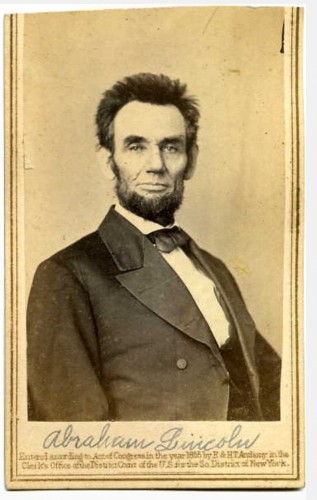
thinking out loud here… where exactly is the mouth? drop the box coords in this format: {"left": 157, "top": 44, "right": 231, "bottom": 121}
{"left": 137, "top": 183, "right": 170, "bottom": 193}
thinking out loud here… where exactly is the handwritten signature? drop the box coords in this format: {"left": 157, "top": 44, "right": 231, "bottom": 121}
{"left": 43, "top": 424, "right": 260, "bottom": 451}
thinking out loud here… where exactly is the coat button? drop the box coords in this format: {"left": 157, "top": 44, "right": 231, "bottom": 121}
{"left": 176, "top": 358, "right": 188, "bottom": 370}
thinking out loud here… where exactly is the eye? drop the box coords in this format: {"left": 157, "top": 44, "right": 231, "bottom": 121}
{"left": 128, "top": 143, "right": 145, "bottom": 152}
{"left": 162, "top": 143, "right": 179, "bottom": 153}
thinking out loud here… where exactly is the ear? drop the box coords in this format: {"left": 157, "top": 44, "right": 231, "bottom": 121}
{"left": 96, "top": 147, "right": 115, "bottom": 181}
{"left": 184, "top": 144, "right": 199, "bottom": 180}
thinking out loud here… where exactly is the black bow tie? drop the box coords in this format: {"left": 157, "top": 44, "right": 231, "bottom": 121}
{"left": 147, "top": 227, "right": 190, "bottom": 253}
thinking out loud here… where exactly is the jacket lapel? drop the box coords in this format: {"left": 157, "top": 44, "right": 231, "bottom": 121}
{"left": 118, "top": 240, "right": 226, "bottom": 361}
{"left": 188, "top": 240, "right": 261, "bottom": 403}
{"left": 98, "top": 207, "right": 223, "bottom": 360}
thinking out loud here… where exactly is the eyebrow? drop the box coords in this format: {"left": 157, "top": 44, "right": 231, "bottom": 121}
{"left": 123, "top": 135, "right": 147, "bottom": 147}
{"left": 159, "top": 136, "right": 186, "bottom": 147}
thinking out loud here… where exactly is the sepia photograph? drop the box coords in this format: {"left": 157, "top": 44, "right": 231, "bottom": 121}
{"left": 5, "top": 4, "right": 304, "bottom": 490}
{"left": 27, "top": 72, "right": 281, "bottom": 423}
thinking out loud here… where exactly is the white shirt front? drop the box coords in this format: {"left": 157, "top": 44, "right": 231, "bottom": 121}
{"left": 115, "top": 204, "right": 230, "bottom": 347}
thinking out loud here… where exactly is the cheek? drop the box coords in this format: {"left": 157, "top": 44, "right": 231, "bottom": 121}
{"left": 114, "top": 156, "right": 141, "bottom": 181}
{"left": 166, "top": 156, "right": 188, "bottom": 179}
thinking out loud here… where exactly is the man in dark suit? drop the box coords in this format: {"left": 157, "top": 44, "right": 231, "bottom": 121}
{"left": 27, "top": 73, "right": 281, "bottom": 422}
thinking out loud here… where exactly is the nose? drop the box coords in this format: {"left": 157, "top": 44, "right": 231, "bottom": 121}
{"left": 146, "top": 146, "right": 166, "bottom": 173}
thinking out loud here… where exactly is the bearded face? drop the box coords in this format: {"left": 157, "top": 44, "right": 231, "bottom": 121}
{"left": 109, "top": 101, "right": 196, "bottom": 226}
{"left": 112, "top": 158, "right": 185, "bottom": 226}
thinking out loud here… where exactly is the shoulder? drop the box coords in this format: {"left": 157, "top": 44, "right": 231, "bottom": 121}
{"left": 190, "top": 242, "right": 257, "bottom": 323}
{"left": 191, "top": 244, "right": 241, "bottom": 292}
{"left": 33, "top": 230, "right": 116, "bottom": 289}
{"left": 49, "top": 230, "right": 106, "bottom": 264}
{"left": 198, "top": 247, "right": 229, "bottom": 272}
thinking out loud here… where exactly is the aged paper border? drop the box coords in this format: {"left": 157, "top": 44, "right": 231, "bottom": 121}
{"left": 5, "top": 6, "right": 304, "bottom": 490}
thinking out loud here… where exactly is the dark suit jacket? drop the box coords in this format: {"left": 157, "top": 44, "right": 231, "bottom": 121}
{"left": 27, "top": 206, "right": 281, "bottom": 421}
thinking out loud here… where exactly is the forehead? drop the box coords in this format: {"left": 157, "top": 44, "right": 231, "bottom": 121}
{"left": 113, "top": 101, "right": 186, "bottom": 141}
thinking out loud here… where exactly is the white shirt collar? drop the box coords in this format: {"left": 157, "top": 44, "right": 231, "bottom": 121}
{"left": 115, "top": 203, "right": 176, "bottom": 235}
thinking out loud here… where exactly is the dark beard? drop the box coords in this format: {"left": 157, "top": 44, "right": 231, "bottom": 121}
{"left": 112, "top": 163, "right": 184, "bottom": 226}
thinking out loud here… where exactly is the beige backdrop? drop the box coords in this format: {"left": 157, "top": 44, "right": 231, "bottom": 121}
{"left": 23, "top": 6, "right": 285, "bottom": 354}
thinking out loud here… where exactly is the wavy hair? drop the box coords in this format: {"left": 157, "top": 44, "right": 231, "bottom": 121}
{"left": 96, "top": 73, "right": 200, "bottom": 153}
